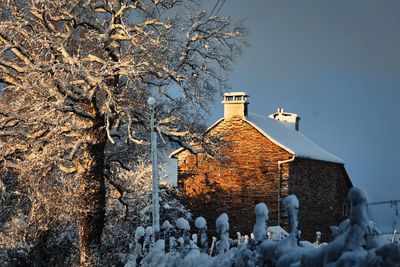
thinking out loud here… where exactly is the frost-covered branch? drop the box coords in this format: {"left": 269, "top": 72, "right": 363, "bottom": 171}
{"left": 0, "top": 0, "right": 246, "bottom": 264}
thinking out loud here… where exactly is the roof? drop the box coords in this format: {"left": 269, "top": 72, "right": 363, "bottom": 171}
{"left": 170, "top": 114, "right": 344, "bottom": 164}
{"left": 245, "top": 113, "right": 344, "bottom": 164}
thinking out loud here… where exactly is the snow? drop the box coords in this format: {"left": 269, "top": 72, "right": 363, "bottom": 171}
{"left": 253, "top": 203, "right": 268, "bottom": 242}
{"left": 315, "top": 231, "right": 322, "bottom": 243}
{"left": 267, "top": 226, "right": 289, "bottom": 241}
{"left": 246, "top": 113, "right": 344, "bottom": 163}
{"left": 176, "top": 217, "right": 190, "bottom": 231}
{"left": 161, "top": 220, "right": 171, "bottom": 230}
{"left": 194, "top": 216, "right": 207, "bottom": 230}
{"left": 135, "top": 226, "right": 145, "bottom": 242}
{"left": 285, "top": 195, "right": 299, "bottom": 237}
{"left": 216, "top": 213, "right": 229, "bottom": 254}
{"left": 129, "top": 187, "right": 400, "bottom": 267}
{"left": 195, "top": 217, "right": 208, "bottom": 251}
{"left": 268, "top": 108, "right": 300, "bottom": 131}
{"left": 145, "top": 226, "right": 154, "bottom": 236}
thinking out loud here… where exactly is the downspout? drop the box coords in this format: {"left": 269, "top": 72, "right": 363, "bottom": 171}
{"left": 277, "top": 156, "right": 295, "bottom": 226}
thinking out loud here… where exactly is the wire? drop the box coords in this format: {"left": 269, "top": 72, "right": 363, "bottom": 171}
{"left": 366, "top": 200, "right": 400, "bottom": 234}
{"left": 215, "top": 0, "right": 226, "bottom": 15}
{"left": 367, "top": 200, "right": 400, "bottom": 206}
{"left": 210, "top": 0, "right": 221, "bottom": 17}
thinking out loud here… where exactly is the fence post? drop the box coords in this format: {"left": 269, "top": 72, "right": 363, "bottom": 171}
{"left": 391, "top": 229, "right": 397, "bottom": 243}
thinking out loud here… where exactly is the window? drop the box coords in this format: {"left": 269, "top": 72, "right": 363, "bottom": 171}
{"left": 234, "top": 96, "right": 242, "bottom": 101}
{"left": 225, "top": 96, "right": 234, "bottom": 101}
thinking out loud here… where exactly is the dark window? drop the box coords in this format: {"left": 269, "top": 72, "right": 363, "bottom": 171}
{"left": 226, "top": 96, "right": 234, "bottom": 101}
{"left": 234, "top": 96, "right": 242, "bottom": 101}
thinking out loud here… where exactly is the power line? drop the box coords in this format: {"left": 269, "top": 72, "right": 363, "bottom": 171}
{"left": 367, "top": 200, "right": 400, "bottom": 206}
{"left": 366, "top": 200, "right": 400, "bottom": 234}
{"left": 210, "top": 0, "right": 226, "bottom": 17}
{"left": 210, "top": 0, "right": 221, "bottom": 17}
{"left": 215, "top": 0, "right": 226, "bottom": 15}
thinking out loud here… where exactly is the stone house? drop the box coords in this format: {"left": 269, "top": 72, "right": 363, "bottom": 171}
{"left": 170, "top": 92, "right": 352, "bottom": 241}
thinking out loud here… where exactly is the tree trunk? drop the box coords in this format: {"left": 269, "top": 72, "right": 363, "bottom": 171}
{"left": 77, "top": 121, "right": 107, "bottom": 266}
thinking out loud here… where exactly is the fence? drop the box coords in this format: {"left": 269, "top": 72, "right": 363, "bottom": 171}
{"left": 134, "top": 199, "right": 400, "bottom": 257}
{"left": 366, "top": 199, "right": 400, "bottom": 242}
{"left": 126, "top": 190, "right": 400, "bottom": 267}
{"left": 131, "top": 223, "right": 292, "bottom": 265}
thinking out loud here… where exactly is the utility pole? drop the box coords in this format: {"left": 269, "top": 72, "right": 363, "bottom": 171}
{"left": 148, "top": 96, "right": 160, "bottom": 234}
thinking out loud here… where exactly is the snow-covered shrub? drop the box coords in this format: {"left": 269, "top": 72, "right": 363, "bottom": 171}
{"left": 176, "top": 217, "right": 191, "bottom": 249}
{"left": 176, "top": 218, "right": 190, "bottom": 231}
{"left": 195, "top": 216, "right": 208, "bottom": 252}
{"left": 132, "top": 187, "right": 400, "bottom": 267}
{"left": 253, "top": 202, "right": 268, "bottom": 242}
{"left": 216, "top": 213, "right": 230, "bottom": 254}
{"left": 285, "top": 195, "right": 300, "bottom": 238}
{"left": 161, "top": 220, "right": 172, "bottom": 253}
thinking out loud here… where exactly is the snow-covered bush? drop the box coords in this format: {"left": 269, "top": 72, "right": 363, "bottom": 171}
{"left": 195, "top": 216, "right": 208, "bottom": 252}
{"left": 216, "top": 213, "right": 230, "bottom": 254}
{"left": 176, "top": 217, "right": 191, "bottom": 249}
{"left": 131, "top": 187, "right": 400, "bottom": 267}
{"left": 253, "top": 202, "right": 268, "bottom": 242}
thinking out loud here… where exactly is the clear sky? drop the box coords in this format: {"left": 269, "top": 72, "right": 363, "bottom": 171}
{"left": 206, "top": 0, "right": 400, "bottom": 230}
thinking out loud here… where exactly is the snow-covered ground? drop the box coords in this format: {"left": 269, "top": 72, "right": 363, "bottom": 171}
{"left": 125, "top": 187, "right": 400, "bottom": 267}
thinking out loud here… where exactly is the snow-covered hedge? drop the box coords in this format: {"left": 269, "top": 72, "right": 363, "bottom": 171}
{"left": 126, "top": 187, "right": 400, "bottom": 267}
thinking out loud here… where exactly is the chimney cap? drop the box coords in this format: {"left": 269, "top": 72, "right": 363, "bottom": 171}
{"left": 222, "top": 92, "right": 249, "bottom": 104}
{"left": 269, "top": 108, "right": 300, "bottom": 119}
{"left": 223, "top": 92, "right": 249, "bottom": 97}
{"left": 269, "top": 108, "right": 301, "bottom": 131}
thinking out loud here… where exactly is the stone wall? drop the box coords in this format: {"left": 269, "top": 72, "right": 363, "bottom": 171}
{"left": 175, "top": 117, "right": 293, "bottom": 236}
{"left": 288, "top": 158, "right": 352, "bottom": 241}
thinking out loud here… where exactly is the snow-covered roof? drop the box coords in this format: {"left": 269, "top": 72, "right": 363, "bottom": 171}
{"left": 246, "top": 113, "right": 344, "bottom": 164}
{"left": 170, "top": 114, "right": 344, "bottom": 164}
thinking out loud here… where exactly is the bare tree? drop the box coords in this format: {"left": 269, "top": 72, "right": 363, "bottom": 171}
{"left": 0, "top": 0, "right": 246, "bottom": 265}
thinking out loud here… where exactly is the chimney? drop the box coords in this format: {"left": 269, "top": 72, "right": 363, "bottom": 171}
{"left": 268, "top": 108, "right": 301, "bottom": 131}
{"left": 222, "top": 92, "right": 249, "bottom": 119}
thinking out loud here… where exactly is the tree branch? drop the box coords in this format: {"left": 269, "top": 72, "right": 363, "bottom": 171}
{"left": 54, "top": 106, "right": 96, "bottom": 120}
{"left": 0, "top": 34, "right": 34, "bottom": 68}
{"left": 163, "top": 133, "right": 206, "bottom": 155}
{"left": 104, "top": 173, "right": 130, "bottom": 220}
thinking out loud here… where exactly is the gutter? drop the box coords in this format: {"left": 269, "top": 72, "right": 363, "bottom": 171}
{"left": 277, "top": 156, "right": 296, "bottom": 226}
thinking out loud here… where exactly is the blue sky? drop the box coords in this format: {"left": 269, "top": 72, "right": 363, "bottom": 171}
{"left": 205, "top": 0, "right": 400, "bottom": 230}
